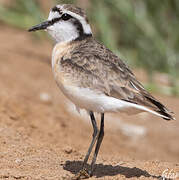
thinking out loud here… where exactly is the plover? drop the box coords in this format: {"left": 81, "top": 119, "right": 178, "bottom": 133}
{"left": 29, "top": 4, "right": 175, "bottom": 178}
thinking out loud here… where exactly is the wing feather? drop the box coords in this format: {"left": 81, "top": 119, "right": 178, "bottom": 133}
{"left": 60, "top": 38, "right": 174, "bottom": 120}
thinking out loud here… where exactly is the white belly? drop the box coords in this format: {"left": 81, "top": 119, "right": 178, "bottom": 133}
{"left": 55, "top": 83, "right": 167, "bottom": 119}
{"left": 56, "top": 83, "right": 143, "bottom": 114}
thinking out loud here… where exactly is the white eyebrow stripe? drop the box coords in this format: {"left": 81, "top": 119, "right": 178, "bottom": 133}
{"left": 62, "top": 10, "right": 92, "bottom": 35}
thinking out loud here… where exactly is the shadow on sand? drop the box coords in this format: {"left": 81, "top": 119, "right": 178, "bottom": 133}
{"left": 63, "top": 160, "right": 161, "bottom": 179}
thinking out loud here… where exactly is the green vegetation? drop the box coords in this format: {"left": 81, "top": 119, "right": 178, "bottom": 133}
{"left": 90, "top": 0, "right": 179, "bottom": 95}
{"left": 0, "top": 0, "right": 44, "bottom": 29}
{"left": 0, "top": 0, "right": 178, "bottom": 95}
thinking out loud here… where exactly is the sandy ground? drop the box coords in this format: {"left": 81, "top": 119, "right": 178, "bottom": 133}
{"left": 0, "top": 25, "right": 178, "bottom": 179}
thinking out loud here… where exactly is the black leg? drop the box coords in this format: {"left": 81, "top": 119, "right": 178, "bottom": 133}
{"left": 82, "top": 111, "right": 99, "bottom": 169}
{"left": 90, "top": 113, "right": 104, "bottom": 175}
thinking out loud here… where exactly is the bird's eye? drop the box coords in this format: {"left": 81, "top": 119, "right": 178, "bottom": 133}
{"left": 61, "top": 13, "right": 72, "bottom": 21}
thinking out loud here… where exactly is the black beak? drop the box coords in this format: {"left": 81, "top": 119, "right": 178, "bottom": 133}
{"left": 28, "top": 21, "right": 50, "bottom": 32}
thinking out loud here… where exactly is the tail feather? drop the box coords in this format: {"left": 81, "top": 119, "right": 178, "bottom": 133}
{"left": 144, "top": 95, "right": 175, "bottom": 120}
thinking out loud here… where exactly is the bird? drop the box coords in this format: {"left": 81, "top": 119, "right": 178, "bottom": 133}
{"left": 28, "top": 4, "right": 175, "bottom": 178}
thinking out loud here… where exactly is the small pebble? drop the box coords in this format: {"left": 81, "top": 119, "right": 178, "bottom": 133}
{"left": 39, "top": 92, "right": 52, "bottom": 103}
{"left": 63, "top": 146, "right": 73, "bottom": 154}
{"left": 15, "top": 158, "right": 22, "bottom": 163}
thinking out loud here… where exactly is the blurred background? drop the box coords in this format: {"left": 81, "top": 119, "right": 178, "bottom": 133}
{"left": 0, "top": 0, "right": 178, "bottom": 178}
{"left": 0, "top": 0, "right": 179, "bottom": 95}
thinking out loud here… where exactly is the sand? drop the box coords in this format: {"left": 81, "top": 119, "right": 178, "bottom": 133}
{"left": 0, "top": 25, "right": 178, "bottom": 179}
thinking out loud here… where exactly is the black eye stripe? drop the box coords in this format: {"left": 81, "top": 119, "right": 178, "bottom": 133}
{"left": 61, "top": 13, "right": 72, "bottom": 21}
{"left": 48, "top": 14, "right": 72, "bottom": 26}
{"left": 49, "top": 17, "right": 61, "bottom": 26}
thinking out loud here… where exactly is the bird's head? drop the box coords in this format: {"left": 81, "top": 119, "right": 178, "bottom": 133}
{"left": 28, "top": 4, "right": 92, "bottom": 42}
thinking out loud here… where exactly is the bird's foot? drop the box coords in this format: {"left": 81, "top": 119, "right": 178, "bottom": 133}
{"left": 72, "top": 169, "right": 90, "bottom": 180}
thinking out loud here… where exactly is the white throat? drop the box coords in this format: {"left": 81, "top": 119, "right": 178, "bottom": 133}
{"left": 46, "top": 10, "right": 92, "bottom": 43}
{"left": 47, "top": 20, "right": 79, "bottom": 43}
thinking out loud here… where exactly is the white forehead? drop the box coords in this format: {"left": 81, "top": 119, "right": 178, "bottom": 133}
{"left": 48, "top": 5, "right": 92, "bottom": 35}
{"left": 48, "top": 11, "right": 59, "bottom": 21}
{"left": 48, "top": 5, "right": 64, "bottom": 20}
